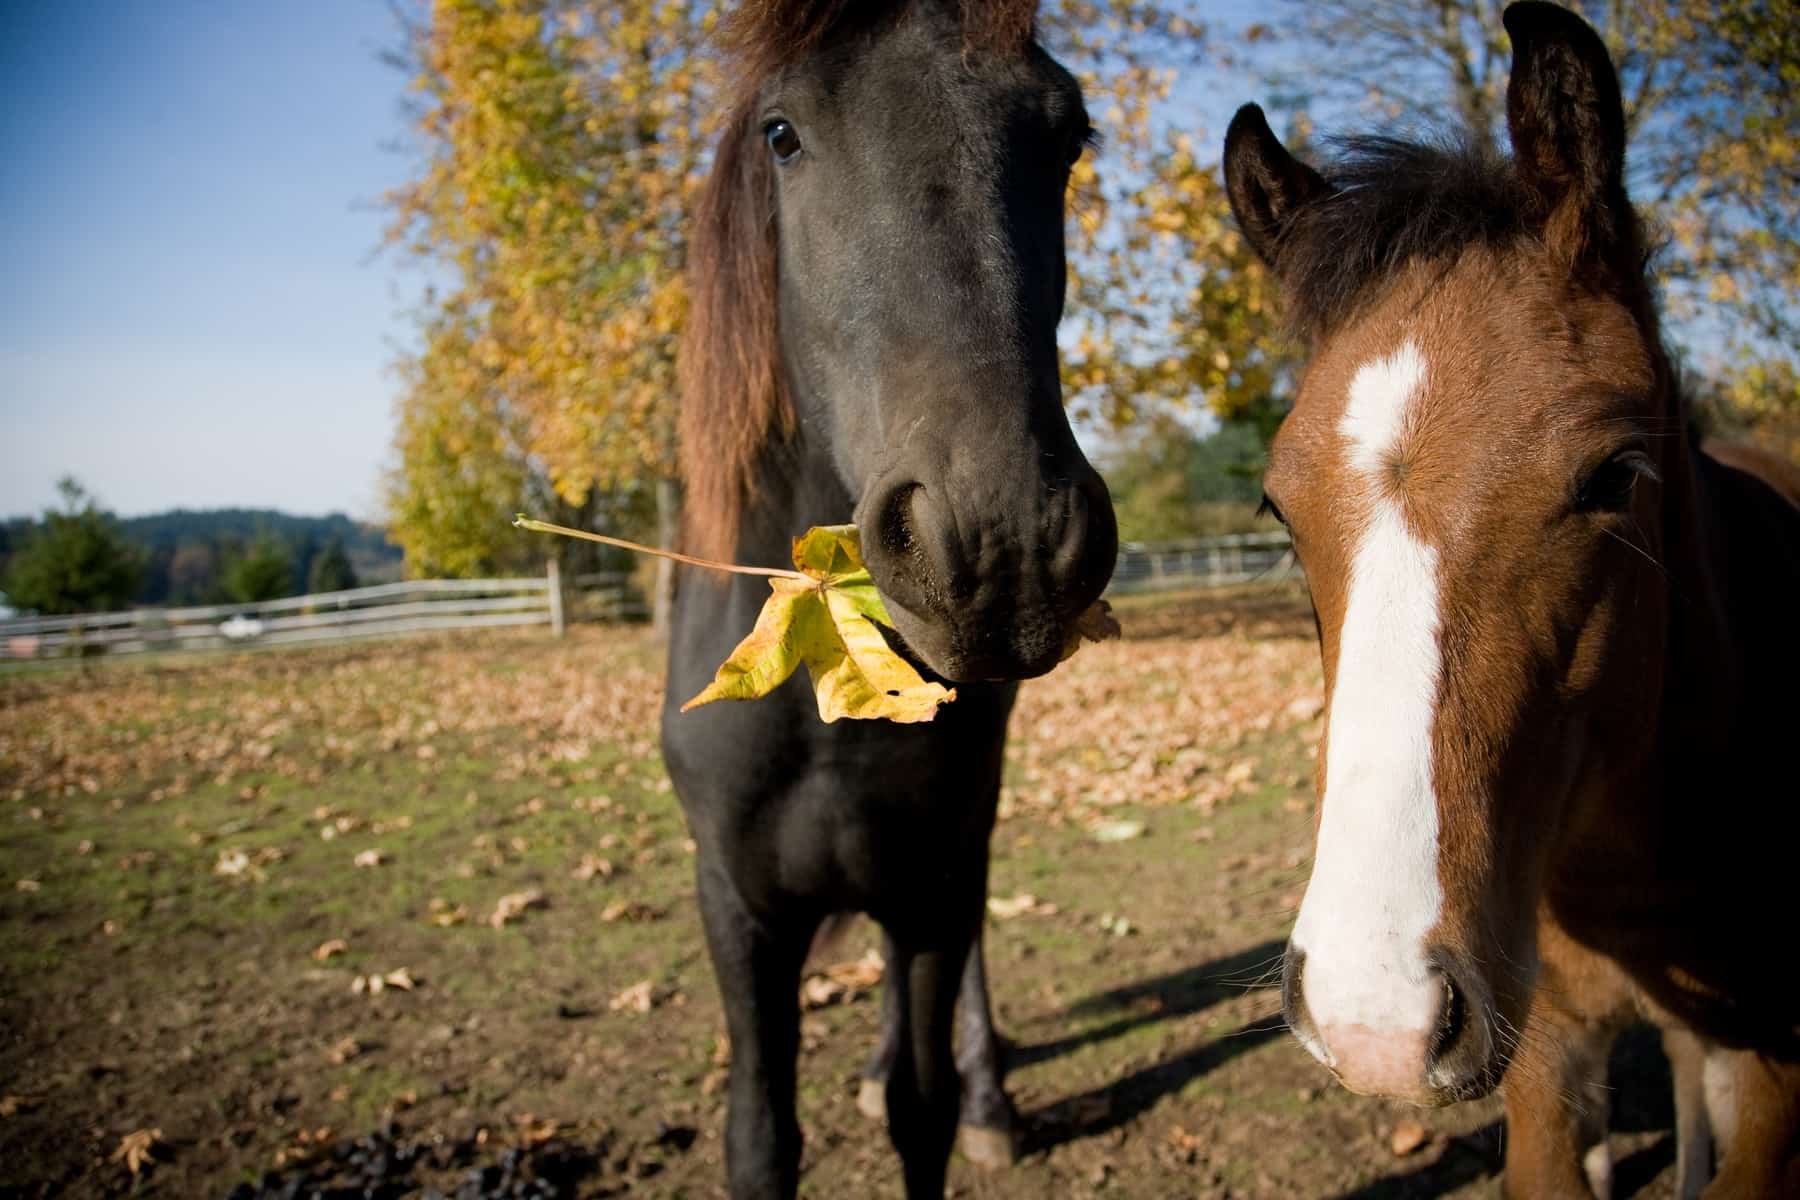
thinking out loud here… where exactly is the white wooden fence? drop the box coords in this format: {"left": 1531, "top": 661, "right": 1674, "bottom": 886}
{"left": 1109, "top": 531, "right": 1298, "bottom": 594}
{"left": 1, "top": 577, "right": 560, "bottom": 660}
{"left": 1, "top": 533, "right": 1293, "bottom": 661}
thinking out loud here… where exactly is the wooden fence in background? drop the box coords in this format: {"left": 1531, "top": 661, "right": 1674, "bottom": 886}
{"left": 1109, "top": 531, "right": 1297, "bottom": 594}
{"left": 0, "top": 577, "right": 558, "bottom": 660}
{"left": 1, "top": 532, "right": 1293, "bottom": 661}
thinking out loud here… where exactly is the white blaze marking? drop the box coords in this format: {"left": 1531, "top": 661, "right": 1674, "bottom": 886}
{"left": 1292, "top": 341, "right": 1446, "bottom": 1040}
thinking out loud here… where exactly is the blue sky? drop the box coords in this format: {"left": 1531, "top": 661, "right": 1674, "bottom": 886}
{"left": 0, "top": 2, "right": 1272, "bottom": 524}
{"left": 0, "top": 3, "right": 421, "bottom": 520}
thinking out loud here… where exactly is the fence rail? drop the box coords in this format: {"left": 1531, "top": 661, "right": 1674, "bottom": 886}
{"left": 1109, "top": 531, "right": 1298, "bottom": 594}
{"left": 2, "top": 532, "right": 1297, "bottom": 661}
{"left": 1, "top": 577, "right": 556, "bottom": 660}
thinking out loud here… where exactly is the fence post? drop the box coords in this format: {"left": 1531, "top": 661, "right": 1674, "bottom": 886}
{"left": 546, "top": 559, "right": 565, "bottom": 638}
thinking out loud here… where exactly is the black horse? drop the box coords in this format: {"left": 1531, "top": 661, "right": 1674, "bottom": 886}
{"left": 659, "top": 3, "right": 1117, "bottom": 1197}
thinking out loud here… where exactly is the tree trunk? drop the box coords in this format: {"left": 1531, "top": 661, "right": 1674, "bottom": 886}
{"left": 652, "top": 476, "right": 680, "bottom": 638}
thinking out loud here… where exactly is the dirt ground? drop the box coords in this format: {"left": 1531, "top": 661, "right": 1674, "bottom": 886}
{"left": 1, "top": 587, "right": 1683, "bottom": 1198}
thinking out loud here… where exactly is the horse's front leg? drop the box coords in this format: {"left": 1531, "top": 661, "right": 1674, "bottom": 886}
{"left": 1699, "top": 1046, "right": 1800, "bottom": 1198}
{"left": 696, "top": 858, "right": 814, "bottom": 1200}
{"left": 1501, "top": 925, "right": 1631, "bottom": 1199}
{"left": 859, "top": 925, "right": 1016, "bottom": 1167}
{"left": 883, "top": 910, "right": 981, "bottom": 1200}
{"left": 953, "top": 920, "right": 1017, "bottom": 1167}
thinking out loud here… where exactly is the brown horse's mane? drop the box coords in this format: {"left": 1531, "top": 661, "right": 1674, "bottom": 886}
{"left": 1267, "top": 133, "right": 1657, "bottom": 344}
{"left": 679, "top": 0, "right": 1039, "bottom": 561}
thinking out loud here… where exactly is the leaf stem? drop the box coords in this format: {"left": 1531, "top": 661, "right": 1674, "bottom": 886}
{"left": 513, "top": 516, "right": 807, "bottom": 580}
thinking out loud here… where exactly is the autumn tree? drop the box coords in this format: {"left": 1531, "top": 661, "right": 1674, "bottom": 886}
{"left": 386, "top": 0, "right": 714, "bottom": 624}
{"left": 1253, "top": 0, "right": 1800, "bottom": 455}
{"left": 3, "top": 479, "right": 145, "bottom": 616}
{"left": 386, "top": 0, "right": 1286, "bottom": 606}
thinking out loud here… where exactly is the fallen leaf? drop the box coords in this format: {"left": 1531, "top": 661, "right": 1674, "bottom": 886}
{"left": 800, "top": 948, "right": 885, "bottom": 1010}
{"left": 311, "top": 939, "right": 348, "bottom": 962}
{"left": 515, "top": 1114, "right": 559, "bottom": 1147}
{"left": 111, "top": 1128, "right": 163, "bottom": 1177}
{"left": 1098, "top": 912, "right": 1135, "bottom": 937}
{"left": 350, "top": 968, "right": 417, "bottom": 995}
{"left": 489, "top": 889, "right": 547, "bottom": 928}
{"left": 572, "top": 854, "right": 615, "bottom": 881}
{"left": 213, "top": 850, "right": 250, "bottom": 876}
{"left": 326, "top": 1036, "right": 361, "bottom": 1064}
{"left": 1390, "top": 1119, "right": 1428, "bottom": 1157}
{"left": 609, "top": 979, "right": 659, "bottom": 1013}
{"left": 987, "top": 892, "right": 1051, "bottom": 920}
{"left": 426, "top": 900, "right": 469, "bottom": 927}
{"left": 801, "top": 975, "right": 846, "bottom": 1009}
{"left": 13, "top": 878, "right": 40, "bottom": 893}
{"left": 352, "top": 849, "right": 386, "bottom": 868}
{"left": 599, "top": 899, "right": 661, "bottom": 923}
{"left": 0, "top": 1094, "right": 39, "bottom": 1117}
{"left": 1092, "top": 819, "right": 1146, "bottom": 843}
{"left": 680, "top": 526, "right": 956, "bottom": 724}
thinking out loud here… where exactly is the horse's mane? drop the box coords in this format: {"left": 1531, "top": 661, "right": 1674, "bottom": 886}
{"left": 679, "top": 0, "right": 1038, "bottom": 561}
{"left": 1269, "top": 132, "right": 1655, "bottom": 342}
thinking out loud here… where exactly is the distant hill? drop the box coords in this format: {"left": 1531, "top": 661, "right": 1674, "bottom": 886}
{"left": 0, "top": 508, "right": 403, "bottom": 609}
{"left": 122, "top": 509, "right": 403, "bottom": 604}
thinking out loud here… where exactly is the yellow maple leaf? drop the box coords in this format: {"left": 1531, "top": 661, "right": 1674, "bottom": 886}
{"left": 514, "top": 517, "right": 1121, "bottom": 723}
{"left": 681, "top": 525, "right": 955, "bottom": 723}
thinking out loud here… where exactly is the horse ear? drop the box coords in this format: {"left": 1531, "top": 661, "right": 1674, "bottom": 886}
{"left": 1503, "top": 1, "right": 1630, "bottom": 263}
{"left": 1224, "top": 104, "right": 1332, "bottom": 271}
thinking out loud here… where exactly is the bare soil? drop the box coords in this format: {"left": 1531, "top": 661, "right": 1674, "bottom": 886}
{"left": 0, "top": 588, "right": 1681, "bottom": 1198}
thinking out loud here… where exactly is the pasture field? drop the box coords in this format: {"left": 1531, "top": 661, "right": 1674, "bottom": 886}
{"left": 2, "top": 590, "right": 1680, "bottom": 1198}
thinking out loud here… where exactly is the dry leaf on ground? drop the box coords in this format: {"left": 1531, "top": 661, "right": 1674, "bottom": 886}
{"left": 0, "top": 1094, "right": 39, "bottom": 1117}
{"left": 111, "top": 1128, "right": 163, "bottom": 1177}
{"left": 987, "top": 892, "right": 1057, "bottom": 920}
{"left": 489, "top": 889, "right": 547, "bottom": 928}
{"left": 609, "top": 980, "right": 661, "bottom": 1014}
{"left": 311, "top": 938, "right": 348, "bottom": 962}
{"left": 350, "top": 968, "right": 418, "bottom": 995}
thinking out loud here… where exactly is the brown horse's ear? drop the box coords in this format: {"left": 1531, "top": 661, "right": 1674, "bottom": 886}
{"left": 1223, "top": 104, "right": 1332, "bottom": 272}
{"left": 1503, "top": 2, "right": 1630, "bottom": 265}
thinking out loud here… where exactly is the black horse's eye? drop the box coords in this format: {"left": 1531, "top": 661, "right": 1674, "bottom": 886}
{"left": 1575, "top": 449, "right": 1657, "bottom": 514}
{"left": 764, "top": 119, "right": 802, "bottom": 163}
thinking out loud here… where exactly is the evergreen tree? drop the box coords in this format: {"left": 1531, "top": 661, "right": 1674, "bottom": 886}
{"left": 221, "top": 532, "right": 294, "bottom": 603}
{"left": 2, "top": 478, "right": 146, "bottom": 615}
{"left": 305, "top": 537, "right": 359, "bottom": 594}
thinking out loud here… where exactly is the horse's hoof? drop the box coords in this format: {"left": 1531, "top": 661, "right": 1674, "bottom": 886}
{"left": 957, "top": 1123, "right": 1017, "bottom": 1169}
{"left": 856, "top": 1077, "right": 887, "bottom": 1122}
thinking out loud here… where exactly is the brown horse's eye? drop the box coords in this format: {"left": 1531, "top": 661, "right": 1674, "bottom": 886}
{"left": 1575, "top": 449, "right": 1657, "bottom": 514}
{"left": 1257, "top": 492, "right": 1288, "bottom": 526}
{"left": 765, "top": 119, "right": 802, "bottom": 164}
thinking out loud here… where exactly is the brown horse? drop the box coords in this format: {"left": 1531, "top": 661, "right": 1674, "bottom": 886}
{"left": 1222, "top": 3, "right": 1800, "bottom": 1196}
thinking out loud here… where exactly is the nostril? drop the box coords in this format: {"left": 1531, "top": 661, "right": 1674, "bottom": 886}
{"left": 1423, "top": 952, "right": 1497, "bottom": 1097}
{"left": 1051, "top": 470, "right": 1118, "bottom": 601}
{"left": 1428, "top": 969, "right": 1466, "bottom": 1064}
{"left": 873, "top": 481, "right": 921, "bottom": 563}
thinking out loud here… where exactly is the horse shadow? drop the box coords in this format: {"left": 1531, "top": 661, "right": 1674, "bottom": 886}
{"left": 1328, "top": 1024, "right": 1679, "bottom": 1199}
{"left": 1009, "top": 938, "right": 1288, "bottom": 1154}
